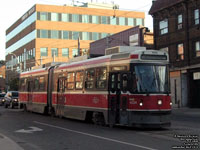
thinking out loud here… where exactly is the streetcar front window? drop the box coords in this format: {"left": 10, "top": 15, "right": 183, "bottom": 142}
{"left": 131, "top": 64, "right": 169, "bottom": 93}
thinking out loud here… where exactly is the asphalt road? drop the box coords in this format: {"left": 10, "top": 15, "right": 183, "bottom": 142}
{"left": 0, "top": 107, "right": 199, "bottom": 150}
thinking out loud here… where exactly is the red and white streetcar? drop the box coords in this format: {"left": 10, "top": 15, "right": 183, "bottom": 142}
{"left": 19, "top": 47, "right": 172, "bottom": 127}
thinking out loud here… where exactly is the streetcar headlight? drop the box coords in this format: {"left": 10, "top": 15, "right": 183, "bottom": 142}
{"left": 139, "top": 102, "right": 143, "bottom": 107}
{"left": 158, "top": 100, "right": 162, "bottom": 105}
{"left": 2, "top": 99, "right": 5, "bottom": 102}
{"left": 13, "top": 99, "right": 18, "bottom": 102}
{"left": 170, "top": 101, "right": 172, "bottom": 106}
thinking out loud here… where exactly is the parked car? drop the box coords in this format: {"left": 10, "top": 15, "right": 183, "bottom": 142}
{"left": 4, "top": 91, "right": 19, "bottom": 108}
{"left": 0, "top": 93, "right": 6, "bottom": 106}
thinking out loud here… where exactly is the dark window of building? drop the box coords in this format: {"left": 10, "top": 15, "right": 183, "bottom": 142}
{"left": 177, "top": 14, "right": 183, "bottom": 30}
{"left": 40, "top": 12, "right": 48, "bottom": 21}
{"left": 72, "top": 31, "right": 79, "bottom": 40}
{"left": 85, "top": 69, "right": 95, "bottom": 89}
{"left": 41, "top": 30, "right": 48, "bottom": 38}
{"left": 63, "top": 31, "right": 69, "bottom": 39}
{"left": 40, "top": 48, "right": 48, "bottom": 57}
{"left": 72, "top": 14, "right": 79, "bottom": 22}
{"left": 101, "top": 16, "right": 108, "bottom": 24}
{"left": 75, "top": 71, "right": 84, "bottom": 89}
{"left": 159, "top": 19, "right": 168, "bottom": 35}
{"left": 195, "top": 41, "right": 200, "bottom": 57}
{"left": 67, "top": 72, "right": 75, "bottom": 90}
{"left": 51, "top": 48, "right": 58, "bottom": 57}
{"left": 194, "top": 9, "right": 200, "bottom": 25}
{"left": 92, "top": 32, "right": 98, "bottom": 40}
{"left": 177, "top": 43, "right": 184, "bottom": 60}
{"left": 72, "top": 49, "right": 78, "bottom": 57}
{"left": 51, "top": 30, "right": 59, "bottom": 39}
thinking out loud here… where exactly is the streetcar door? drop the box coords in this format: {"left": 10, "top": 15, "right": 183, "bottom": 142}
{"left": 56, "top": 77, "right": 66, "bottom": 117}
{"left": 108, "top": 72, "right": 121, "bottom": 125}
{"left": 47, "top": 66, "right": 54, "bottom": 113}
{"left": 27, "top": 80, "right": 33, "bottom": 111}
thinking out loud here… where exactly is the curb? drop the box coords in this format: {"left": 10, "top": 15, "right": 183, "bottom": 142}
{"left": 0, "top": 133, "right": 24, "bottom": 150}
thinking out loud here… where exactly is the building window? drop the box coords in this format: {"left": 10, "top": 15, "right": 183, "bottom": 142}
{"left": 110, "top": 16, "right": 117, "bottom": 25}
{"left": 82, "top": 15, "right": 89, "bottom": 23}
{"left": 40, "top": 12, "right": 48, "bottom": 21}
{"left": 92, "top": 32, "right": 98, "bottom": 40}
{"left": 177, "top": 43, "right": 184, "bottom": 60}
{"left": 40, "top": 48, "right": 48, "bottom": 57}
{"left": 194, "top": 9, "right": 199, "bottom": 25}
{"left": 128, "top": 18, "right": 134, "bottom": 26}
{"left": 41, "top": 30, "right": 48, "bottom": 38}
{"left": 119, "top": 17, "right": 125, "bottom": 26}
{"left": 62, "top": 31, "right": 69, "bottom": 39}
{"left": 72, "top": 49, "right": 78, "bottom": 57}
{"left": 101, "top": 16, "right": 108, "bottom": 24}
{"left": 62, "top": 13, "right": 68, "bottom": 22}
{"left": 177, "top": 14, "right": 183, "bottom": 29}
{"left": 82, "top": 32, "right": 89, "bottom": 40}
{"left": 51, "top": 13, "right": 59, "bottom": 21}
{"left": 62, "top": 48, "right": 69, "bottom": 57}
{"left": 136, "top": 18, "right": 143, "bottom": 26}
{"left": 159, "top": 19, "right": 168, "bottom": 35}
{"left": 72, "top": 32, "right": 79, "bottom": 40}
{"left": 92, "top": 15, "right": 99, "bottom": 24}
{"left": 51, "top": 30, "right": 59, "bottom": 39}
{"left": 195, "top": 41, "right": 200, "bottom": 57}
{"left": 72, "top": 14, "right": 79, "bottom": 22}
{"left": 51, "top": 48, "right": 58, "bottom": 57}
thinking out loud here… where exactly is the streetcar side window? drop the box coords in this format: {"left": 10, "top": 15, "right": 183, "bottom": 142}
{"left": 67, "top": 72, "right": 75, "bottom": 90}
{"left": 85, "top": 69, "right": 95, "bottom": 89}
{"left": 34, "top": 77, "right": 39, "bottom": 91}
{"left": 75, "top": 71, "right": 84, "bottom": 89}
{"left": 39, "top": 76, "right": 45, "bottom": 91}
{"left": 20, "top": 78, "right": 27, "bottom": 91}
{"left": 96, "top": 68, "right": 107, "bottom": 89}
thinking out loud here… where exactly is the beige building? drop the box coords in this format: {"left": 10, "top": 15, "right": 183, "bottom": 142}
{"left": 6, "top": 3, "right": 145, "bottom": 72}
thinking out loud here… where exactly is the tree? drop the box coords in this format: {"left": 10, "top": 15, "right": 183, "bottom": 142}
{"left": 0, "top": 60, "right": 5, "bottom": 66}
{"left": 8, "top": 77, "right": 19, "bottom": 91}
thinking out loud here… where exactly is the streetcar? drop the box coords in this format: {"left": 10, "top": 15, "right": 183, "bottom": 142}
{"left": 19, "top": 47, "right": 172, "bottom": 128}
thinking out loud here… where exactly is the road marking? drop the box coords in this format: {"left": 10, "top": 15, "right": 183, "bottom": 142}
{"left": 34, "top": 121, "right": 157, "bottom": 150}
{"left": 15, "top": 126, "right": 43, "bottom": 134}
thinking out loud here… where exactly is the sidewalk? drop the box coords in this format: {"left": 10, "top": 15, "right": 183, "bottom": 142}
{"left": 172, "top": 107, "right": 200, "bottom": 116}
{"left": 0, "top": 133, "right": 23, "bottom": 150}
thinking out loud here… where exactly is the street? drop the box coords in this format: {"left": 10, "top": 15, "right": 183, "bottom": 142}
{"left": 0, "top": 107, "right": 199, "bottom": 150}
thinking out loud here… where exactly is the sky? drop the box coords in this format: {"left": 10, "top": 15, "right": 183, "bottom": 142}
{"left": 0, "top": 0, "right": 153, "bottom": 60}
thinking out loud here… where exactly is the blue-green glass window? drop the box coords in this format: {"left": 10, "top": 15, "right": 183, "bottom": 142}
{"left": 101, "top": 33, "right": 107, "bottom": 38}
{"left": 40, "top": 12, "right": 48, "bottom": 21}
{"left": 51, "top": 30, "right": 59, "bottom": 39}
{"left": 72, "top": 49, "right": 78, "bottom": 57}
{"left": 119, "top": 17, "right": 125, "bottom": 25}
{"left": 92, "top": 15, "right": 99, "bottom": 24}
{"left": 101, "top": 16, "right": 107, "bottom": 24}
{"left": 82, "top": 15, "right": 89, "bottom": 23}
{"left": 63, "top": 31, "right": 69, "bottom": 39}
{"left": 73, "top": 31, "right": 79, "bottom": 40}
{"left": 40, "top": 48, "right": 48, "bottom": 57}
{"left": 51, "top": 48, "right": 58, "bottom": 57}
{"left": 62, "top": 13, "right": 68, "bottom": 22}
{"left": 41, "top": 30, "right": 48, "bottom": 38}
{"left": 92, "top": 32, "right": 98, "bottom": 40}
{"left": 110, "top": 16, "right": 117, "bottom": 25}
{"left": 51, "top": 13, "right": 59, "bottom": 21}
{"left": 136, "top": 18, "right": 143, "bottom": 26}
{"left": 82, "top": 32, "right": 89, "bottom": 40}
{"left": 128, "top": 18, "right": 134, "bottom": 26}
{"left": 62, "top": 48, "right": 69, "bottom": 57}
{"left": 72, "top": 14, "right": 79, "bottom": 22}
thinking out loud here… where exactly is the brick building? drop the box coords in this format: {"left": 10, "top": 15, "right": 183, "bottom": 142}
{"left": 149, "top": 0, "right": 200, "bottom": 108}
{"left": 90, "top": 26, "right": 153, "bottom": 57}
{"left": 6, "top": 3, "right": 145, "bottom": 72}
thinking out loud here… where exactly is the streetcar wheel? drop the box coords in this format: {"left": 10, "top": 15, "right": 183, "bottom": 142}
{"left": 92, "top": 112, "right": 105, "bottom": 126}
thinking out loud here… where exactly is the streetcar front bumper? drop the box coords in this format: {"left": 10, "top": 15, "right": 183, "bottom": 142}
{"left": 128, "top": 110, "right": 171, "bottom": 128}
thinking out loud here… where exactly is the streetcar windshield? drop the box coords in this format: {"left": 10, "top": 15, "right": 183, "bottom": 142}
{"left": 131, "top": 64, "right": 169, "bottom": 93}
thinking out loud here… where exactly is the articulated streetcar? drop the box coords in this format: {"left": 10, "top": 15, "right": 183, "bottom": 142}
{"left": 19, "top": 47, "right": 172, "bottom": 127}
